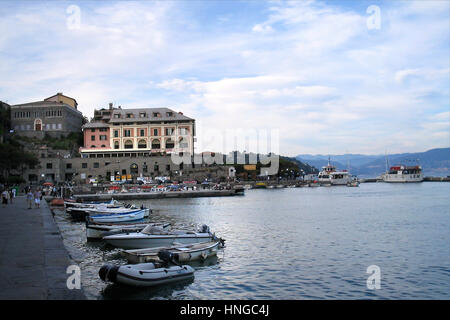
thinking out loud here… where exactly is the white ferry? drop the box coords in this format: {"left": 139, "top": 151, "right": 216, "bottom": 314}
{"left": 381, "top": 165, "right": 423, "bottom": 183}
{"left": 318, "top": 158, "right": 352, "bottom": 185}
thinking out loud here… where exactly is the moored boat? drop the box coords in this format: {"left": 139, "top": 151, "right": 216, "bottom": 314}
{"left": 87, "top": 209, "right": 147, "bottom": 224}
{"left": 99, "top": 254, "right": 195, "bottom": 287}
{"left": 121, "top": 240, "right": 224, "bottom": 264}
{"left": 86, "top": 222, "right": 171, "bottom": 241}
{"left": 103, "top": 225, "right": 216, "bottom": 249}
{"left": 381, "top": 165, "right": 423, "bottom": 183}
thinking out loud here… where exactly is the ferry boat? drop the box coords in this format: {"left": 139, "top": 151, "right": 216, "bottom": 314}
{"left": 318, "top": 158, "right": 352, "bottom": 185}
{"left": 381, "top": 165, "right": 423, "bottom": 183}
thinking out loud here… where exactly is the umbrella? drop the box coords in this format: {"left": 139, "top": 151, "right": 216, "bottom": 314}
{"left": 43, "top": 182, "right": 54, "bottom": 186}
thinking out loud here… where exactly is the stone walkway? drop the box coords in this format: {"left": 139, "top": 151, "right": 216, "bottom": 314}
{"left": 0, "top": 196, "right": 85, "bottom": 299}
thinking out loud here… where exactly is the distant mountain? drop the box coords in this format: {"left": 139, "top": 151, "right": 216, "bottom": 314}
{"left": 296, "top": 148, "right": 450, "bottom": 178}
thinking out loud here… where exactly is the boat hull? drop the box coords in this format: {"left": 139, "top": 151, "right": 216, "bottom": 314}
{"left": 86, "top": 222, "right": 170, "bottom": 241}
{"left": 88, "top": 209, "right": 147, "bottom": 224}
{"left": 103, "top": 232, "right": 214, "bottom": 249}
{"left": 121, "top": 241, "right": 221, "bottom": 264}
{"left": 99, "top": 263, "right": 194, "bottom": 287}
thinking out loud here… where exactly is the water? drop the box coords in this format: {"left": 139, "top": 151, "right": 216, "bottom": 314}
{"left": 53, "top": 182, "right": 450, "bottom": 299}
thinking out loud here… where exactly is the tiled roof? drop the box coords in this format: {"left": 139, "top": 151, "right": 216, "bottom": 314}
{"left": 82, "top": 122, "right": 110, "bottom": 128}
{"left": 108, "top": 107, "right": 194, "bottom": 123}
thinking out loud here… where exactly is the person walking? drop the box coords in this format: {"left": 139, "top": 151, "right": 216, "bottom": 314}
{"left": 1, "top": 189, "right": 8, "bottom": 207}
{"left": 8, "top": 189, "right": 13, "bottom": 204}
{"left": 34, "top": 189, "right": 42, "bottom": 208}
{"left": 26, "top": 189, "right": 34, "bottom": 209}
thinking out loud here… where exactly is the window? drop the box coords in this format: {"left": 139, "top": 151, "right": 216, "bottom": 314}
{"left": 139, "top": 112, "right": 146, "bottom": 118}
{"left": 124, "top": 129, "right": 131, "bottom": 137}
{"left": 165, "top": 128, "right": 174, "bottom": 136}
{"left": 101, "top": 145, "right": 106, "bottom": 148}
{"left": 90, "top": 145, "right": 96, "bottom": 148}
{"left": 166, "top": 164, "right": 171, "bottom": 171}
{"left": 140, "top": 129, "right": 145, "bottom": 137}
{"left": 66, "top": 163, "right": 72, "bottom": 169}
{"left": 152, "top": 112, "right": 160, "bottom": 117}
{"left": 100, "top": 135, "right": 107, "bottom": 140}
{"left": 124, "top": 140, "right": 133, "bottom": 149}
{"left": 153, "top": 128, "right": 158, "bottom": 136}
{"left": 94, "top": 162, "right": 99, "bottom": 168}
{"left": 151, "top": 139, "right": 160, "bottom": 149}
{"left": 82, "top": 163, "right": 88, "bottom": 168}
{"left": 179, "top": 128, "right": 188, "bottom": 135}
{"left": 165, "top": 139, "right": 175, "bottom": 149}
{"left": 166, "top": 112, "right": 173, "bottom": 117}
{"left": 91, "top": 135, "right": 95, "bottom": 141}
{"left": 91, "top": 129, "right": 95, "bottom": 132}
{"left": 99, "top": 128, "right": 107, "bottom": 132}
{"left": 114, "top": 141, "right": 120, "bottom": 149}
{"left": 114, "top": 130, "right": 119, "bottom": 137}
{"left": 138, "top": 139, "right": 147, "bottom": 149}
{"left": 126, "top": 113, "right": 133, "bottom": 118}
{"left": 114, "top": 114, "right": 120, "bottom": 118}
{"left": 58, "top": 123, "right": 62, "bottom": 130}
{"left": 46, "top": 163, "right": 52, "bottom": 169}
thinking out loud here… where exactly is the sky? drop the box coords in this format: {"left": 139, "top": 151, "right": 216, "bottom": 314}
{"left": 0, "top": 0, "right": 449, "bottom": 156}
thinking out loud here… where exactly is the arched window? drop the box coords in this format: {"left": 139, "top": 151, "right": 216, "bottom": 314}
{"left": 124, "top": 140, "right": 133, "bottom": 149}
{"left": 138, "top": 139, "right": 147, "bottom": 149}
{"left": 91, "top": 145, "right": 96, "bottom": 148}
{"left": 114, "top": 141, "right": 120, "bottom": 149}
{"left": 101, "top": 145, "right": 106, "bottom": 148}
{"left": 34, "top": 118, "right": 42, "bottom": 131}
{"left": 151, "top": 139, "right": 160, "bottom": 149}
{"left": 165, "top": 138, "right": 174, "bottom": 149}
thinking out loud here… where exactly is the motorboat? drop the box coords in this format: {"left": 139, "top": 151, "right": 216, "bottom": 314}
{"left": 86, "top": 222, "right": 171, "bottom": 241}
{"left": 381, "top": 165, "right": 423, "bottom": 183}
{"left": 99, "top": 252, "right": 194, "bottom": 287}
{"left": 67, "top": 205, "right": 149, "bottom": 222}
{"left": 103, "top": 225, "right": 217, "bottom": 249}
{"left": 121, "top": 240, "right": 224, "bottom": 264}
{"left": 87, "top": 209, "right": 148, "bottom": 224}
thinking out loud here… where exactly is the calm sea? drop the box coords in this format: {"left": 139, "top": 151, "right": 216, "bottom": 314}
{"left": 53, "top": 182, "right": 450, "bottom": 300}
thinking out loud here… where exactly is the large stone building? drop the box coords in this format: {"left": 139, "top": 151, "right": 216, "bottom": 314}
{"left": 10, "top": 93, "right": 84, "bottom": 138}
{"left": 80, "top": 104, "right": 195, "bottom": 157}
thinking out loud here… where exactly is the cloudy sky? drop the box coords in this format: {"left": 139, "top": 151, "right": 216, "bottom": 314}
{"left": 1, "top": 0, "right": 449, "bottom": 156}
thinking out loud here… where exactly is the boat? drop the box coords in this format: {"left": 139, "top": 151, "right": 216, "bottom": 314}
{"left": 99, "top": 252, "right": 195, "bottom": 287}
{"left": 329, "top": 171, "right": 352, "bottom": 185}
{"left": 243, "top": 184, "right": 252, "bottom": 190}
{"left": 64, "top": 199, "right": 122, "bottom": 208}
{"left": 318, "top": 157, "right": 352, "bottom": 185}
{"left": 347, "top": 180, "right": 360, "bottom": 187}
{"left": 67, "top": 204, "right": 149, "bottom": 221}
{"left": 87, "top": 209, "right": 148, "bottom": 224}
{"left": 86, "top": 222, "right": 171, "bottom": 241}
{"left": 103, "top": 225, "right": 217, "bottom": 249}
{"left": 121, "top": 240, "right": 224, "bottom": 264}
{"left": 381, "top": 165, "right": 423, "bottom": 183}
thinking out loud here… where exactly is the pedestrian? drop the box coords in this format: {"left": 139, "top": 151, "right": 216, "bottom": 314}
{"left": 8, "top": 189, "right": 13, "bottom": 204}
{"left": 34, "top": 189, "right": 42, "bottom": 208}
{"left": 1, "top": 189, "right": 8, "bottom": 207}
{"left": 12, "top": 188, "right": 16, "bottom": 199}
{"left": 26, "top": 189, "right": 33, "bottom": 209}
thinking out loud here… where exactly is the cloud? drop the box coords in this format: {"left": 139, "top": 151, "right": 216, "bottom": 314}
{"left": 0, "top": 0, "right": 448, "bottom": 155}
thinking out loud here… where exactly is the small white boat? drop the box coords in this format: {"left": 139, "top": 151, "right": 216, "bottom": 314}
{"left": 347, "top": 180, "right": 360, "bottom": 187}
{"left": 99, "top": 262, "right": 195, "bottom": 287}
{"left": 103, "top": 225, "right": 216, "bottom": 249}
{"left": 121, "top": 240, "right": 224, "bottom": 264}
{"left": 86, "top": 222, "right": 171, "bottom": 241}
{"left": 88, "top": 209, "right": 147, "bottom": 224}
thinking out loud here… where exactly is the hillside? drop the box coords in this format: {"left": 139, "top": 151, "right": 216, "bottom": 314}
{"left": 297, "top": 148, "right": 450, "bottom": 178}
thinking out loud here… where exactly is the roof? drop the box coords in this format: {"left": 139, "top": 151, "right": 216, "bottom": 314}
{"left": 108, "top": 107, "right": 194, "bottom": 123}
{"left": 82, "top": 122, "right": 110, "bottom": 129}
{"left": 44, "top": 93, "right": 78, "bottom": 105}
{"left": 11, "top": 100, "right": 83, "bottom": 114}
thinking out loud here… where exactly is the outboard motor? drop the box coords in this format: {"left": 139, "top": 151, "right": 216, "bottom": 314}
{"left": 99, "top": 264, "right": 120, "bottom": 283}
{"left": 158, "top": 250, "right": 179, "bottom": 266}
{"left": 200, "top": 224, "right": 210, "bottom": 234}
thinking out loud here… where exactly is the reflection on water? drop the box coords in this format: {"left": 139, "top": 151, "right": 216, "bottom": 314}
{"left": 53, "top": 182, "right": 450, "bottom": 299}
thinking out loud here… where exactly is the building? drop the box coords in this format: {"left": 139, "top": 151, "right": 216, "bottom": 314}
{"left": 80, "top": 104, "right": 195, "bottom": 157}
{"left": 10, "top": 93, "right": 84, "bottom": 138}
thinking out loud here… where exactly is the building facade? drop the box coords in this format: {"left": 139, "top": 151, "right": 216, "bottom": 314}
{"left": 80, "top": 104, "right": 195, "bottom": 157}
{"left": 10, "top": 93, "right": 84, "bottom": 138}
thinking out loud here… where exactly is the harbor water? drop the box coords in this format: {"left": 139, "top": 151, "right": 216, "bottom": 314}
{"left": 53, "top": 182, "right": 450, "bottom": 299}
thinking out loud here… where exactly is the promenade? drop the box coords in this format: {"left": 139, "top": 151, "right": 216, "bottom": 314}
{"left": 0, "top": 196, "right": 85, "bottom": 299}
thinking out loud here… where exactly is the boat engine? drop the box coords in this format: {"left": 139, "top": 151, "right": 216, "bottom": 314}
{"left": 200, "top": 224, "right": 210, "bottom": 233}
{"left": 158, "top": 250, "right": 180, "bottom": 266}
{"left": 99, "top": 264, "right": 120, "bottom": 283}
